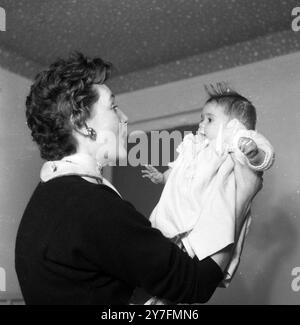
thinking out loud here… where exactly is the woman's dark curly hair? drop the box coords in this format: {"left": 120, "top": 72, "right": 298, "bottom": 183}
{"left": 26, "top": 52, "right": 112, "bottom": 160}
{"left": 204, "top": 82, "right": 257, "bottom": 130}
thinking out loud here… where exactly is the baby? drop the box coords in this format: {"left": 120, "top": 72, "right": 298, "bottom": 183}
{"left": 141, "top": 83, "right": 274, "bottom": 303}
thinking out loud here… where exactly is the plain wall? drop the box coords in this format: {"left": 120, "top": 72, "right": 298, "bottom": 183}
{"left": 113, "top": 52, "right": 300, "bottom": 304}
{"left": 0, "top": 67, "right": 43, "bottom": 300}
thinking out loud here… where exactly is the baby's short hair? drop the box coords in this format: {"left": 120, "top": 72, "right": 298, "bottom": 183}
{"left": 204, "top": 82, "right": 256, "bottom": 130}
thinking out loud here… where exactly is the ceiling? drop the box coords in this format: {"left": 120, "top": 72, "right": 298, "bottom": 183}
{"left": 0, "top": 0, "right": 298, "bottom": 76}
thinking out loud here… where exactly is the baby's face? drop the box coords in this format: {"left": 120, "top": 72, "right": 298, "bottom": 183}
{"left": 198, "top": 102, "right": 230, "bottom": 141}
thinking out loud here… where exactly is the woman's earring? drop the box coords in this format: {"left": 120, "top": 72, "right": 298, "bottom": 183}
{"left": 85, "top": 125, "right": 97, "bottom": 141}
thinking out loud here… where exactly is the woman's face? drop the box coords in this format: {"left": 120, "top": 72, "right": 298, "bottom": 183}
{"left": 87, "top": 84, "right": 128, "bottom": 165}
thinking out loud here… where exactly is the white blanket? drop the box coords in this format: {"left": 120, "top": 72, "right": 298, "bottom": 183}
{"left": 150, "top": 119, "right": 273, "bottom": 286}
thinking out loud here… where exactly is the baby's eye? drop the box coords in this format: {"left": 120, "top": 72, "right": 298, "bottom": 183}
{"left": 111, "top": 104, "right": 118, "bottom": 112}
{"left": 208, "top": 117, "right": 212, "bottom": 123}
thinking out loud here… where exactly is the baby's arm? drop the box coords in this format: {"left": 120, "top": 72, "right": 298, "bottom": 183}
{"left": 141, "top": 165, "right": 171, "bottom": 184}
{"left": 238, "top": 132, "right": 275, "bottom": 171}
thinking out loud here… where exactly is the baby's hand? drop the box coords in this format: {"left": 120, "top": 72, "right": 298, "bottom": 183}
{"left": 238, "top": 137, "right": 265, "bottom": 166}
{"left": 141, "top": 165, "right": 164, "bottom": 184}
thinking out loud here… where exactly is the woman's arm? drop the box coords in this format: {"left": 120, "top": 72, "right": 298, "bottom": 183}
{"left": 210, "top": 153, "right": 263, "bottom": 272}
{"left": 210, "top": 245, "right": 234, "bottom": 272}
{"left": 79, "top": 188, "right": 223, "bottom": 304}
{"left": 76, "top": 156, "right": 262, "bottom": 304}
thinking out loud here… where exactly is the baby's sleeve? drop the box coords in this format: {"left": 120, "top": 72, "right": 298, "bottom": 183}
{"left": 240, "top": 130, "right": 275, "bottom": 171}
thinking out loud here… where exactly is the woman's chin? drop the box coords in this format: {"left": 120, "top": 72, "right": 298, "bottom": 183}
{"left": 95, "top": 141, "right": 127, "bottom": 166}
{"left": 106, "top": 148, "right": 127, "bottom": 166}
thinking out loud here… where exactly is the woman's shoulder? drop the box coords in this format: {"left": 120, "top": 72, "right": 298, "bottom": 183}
{"left": 35, "top": 175, "right": 145, "bottom": 229}
{"left": 36, "top": 176, "right": 127, "bottom": 210}
{"left": 41, "top": 175, "right": 116, "bottom": 193}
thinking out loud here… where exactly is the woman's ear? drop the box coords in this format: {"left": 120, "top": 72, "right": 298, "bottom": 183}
{"left": 70, "top": 115, "right": 97, "bottom": 141}
{"left": 73, "top": 125, "right": 97, "bottom": 141}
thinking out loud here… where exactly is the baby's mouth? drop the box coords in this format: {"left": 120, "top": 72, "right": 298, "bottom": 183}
{"left": 197, "top": 128, "right": 206, "bottom": 137}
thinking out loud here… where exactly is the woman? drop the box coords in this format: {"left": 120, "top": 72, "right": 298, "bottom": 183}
{"left": 15, "top": 53, "right": 262, "bottom": 305}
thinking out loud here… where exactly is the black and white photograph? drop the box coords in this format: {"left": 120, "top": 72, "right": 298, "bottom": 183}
{"left": 0, "top": 0, "right": 299, "bottom": 309}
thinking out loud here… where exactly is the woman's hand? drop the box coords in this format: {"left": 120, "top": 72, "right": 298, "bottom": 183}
{"left": 238, "top": 137, "right": 265, "bottom": 167}
{"left": 238, "top": 137, "right": 258, "bottom": 158}
{"left": 233, "top": 153, "right": 263, "bottom": 229}
{"left": 141, "top": 165, "right": 164, "bottom": 184}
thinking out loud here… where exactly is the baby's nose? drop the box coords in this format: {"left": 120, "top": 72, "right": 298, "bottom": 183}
{"left": 198, "top": 121, "right": 205, "bottom": 129}
{"left": 198, "top": 122, "right": 205, "bottom": 135}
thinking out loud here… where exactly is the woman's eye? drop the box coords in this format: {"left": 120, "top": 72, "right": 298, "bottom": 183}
{"left": 208, "top": 118, "right": 212, "bottom": 123}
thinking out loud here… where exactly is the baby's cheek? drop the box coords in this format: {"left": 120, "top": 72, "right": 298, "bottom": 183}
{"left": 207, "top": 127, "right": 218, "bottom": 141}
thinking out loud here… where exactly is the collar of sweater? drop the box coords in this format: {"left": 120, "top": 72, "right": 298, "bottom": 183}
{"left": 40, "top": 153, "right": 122, "bottom": 197}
